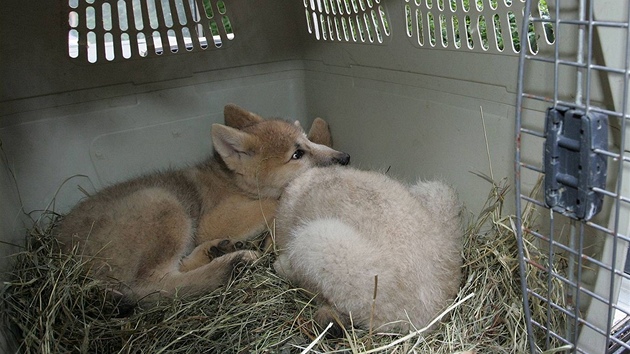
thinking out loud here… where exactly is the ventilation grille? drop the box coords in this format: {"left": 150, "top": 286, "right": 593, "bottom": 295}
{"left": 67, "top": 0, "right": 235, "bottom": 63}
{"left": 404, "top": 0, "right": 555, "bottom": 54}
{"left": 304, "top": 0, "right": 391, "bottom": 44}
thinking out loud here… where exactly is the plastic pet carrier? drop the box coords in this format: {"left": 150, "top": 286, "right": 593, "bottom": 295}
{"left": 2, "top": 0, "right": 630, "bottom": 353}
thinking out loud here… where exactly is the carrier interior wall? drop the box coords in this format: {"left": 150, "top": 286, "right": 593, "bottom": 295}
{"left": 301, "top": 57, "right": 522, "bottom": 216}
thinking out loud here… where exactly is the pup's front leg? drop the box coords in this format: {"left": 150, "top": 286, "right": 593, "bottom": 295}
{"left": 180, "top": 239, "right": 246, "bottom": 272}
{"left": 181, "top": 196, "right": 276, "bottom": 272}
{"left": 147, "top": 248, "right": 260, "bottom": 298}
{"left": 197, "top": 197, "right": 278, "bottom": 244}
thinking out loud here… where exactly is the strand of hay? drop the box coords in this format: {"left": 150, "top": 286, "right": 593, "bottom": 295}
{"left": 1, "top": 179, "right": 566, "bottom": 353}
{"left": 417, "top": 176, "right": 566, "bottom": 354}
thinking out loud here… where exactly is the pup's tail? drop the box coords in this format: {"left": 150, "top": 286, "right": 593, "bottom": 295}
{"left": 409, "top": 180, "right": 463, "bottom": 228}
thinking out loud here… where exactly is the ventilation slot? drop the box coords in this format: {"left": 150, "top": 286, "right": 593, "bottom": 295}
{"left": 405, "top": 0, "right": 555, "bottom": 55}
{"left": 67, "top": 0, "right": 236, "bottom": 63}
{"left": 305, "top": 0, "right": 391, "bottom": 44}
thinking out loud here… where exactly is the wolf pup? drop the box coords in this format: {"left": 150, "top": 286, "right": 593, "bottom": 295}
{"left": 55, "top": 104, "right": 350, "bottom": 303}
{"left": 273, "top": 166, "right": 463, "bottom": 335}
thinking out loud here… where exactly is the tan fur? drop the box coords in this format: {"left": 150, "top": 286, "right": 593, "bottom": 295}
{"left": 305, "top": 117, "right": 333, "bottom": 147}
{"left": 55, "top": 104, "right": 350, "bottom": 303}
{"left": 273, "top": 167, "right": 463, "bottom": 334}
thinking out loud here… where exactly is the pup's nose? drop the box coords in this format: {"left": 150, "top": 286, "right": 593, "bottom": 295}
{"left": 335, "top": 153, "right": 350, "bottom": 166}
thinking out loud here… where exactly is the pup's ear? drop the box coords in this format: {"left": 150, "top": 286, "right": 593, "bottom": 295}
{"left": 212, "top": 124, "right": 256, "bottom": 170}
{"left": 224, "top": 104, "right": 264, "bottom": 129}
{"left": 307, "top": 118, "right": 333, "bottom": 148}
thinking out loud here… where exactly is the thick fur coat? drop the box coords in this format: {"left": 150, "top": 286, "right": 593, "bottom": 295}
{"left": 55, "top": 105, "right": 349, "bottom": 303}
{"left": 274, "top": 166, "right": 463, "bottom": 334}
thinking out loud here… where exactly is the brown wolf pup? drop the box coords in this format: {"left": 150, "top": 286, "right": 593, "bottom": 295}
{"left": 55, "top": 104, "right": 350, "bottom": 303}
{"left": 274, "top": 166, "right": 463, "bottom": 335}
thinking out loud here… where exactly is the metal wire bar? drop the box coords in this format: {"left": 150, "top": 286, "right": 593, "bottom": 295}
{"left": 520, "top": 163, "right": 545, "bottom": 174}
{"left": 520, "top": 194, "right": 546, "bottom": 207}
{"left": 525, "top": 56, "right": 629, "bottom": 76}
{"left": 520, "top": 127, "right": 546, "bottom": 138}
{"left": 574, "top": 313, "right": 624, "bottom": 344}
{"left": 514, "top": 0, "right": 536, "bottom": 351}
{"left": 574, "top": 221, "right": 585, "bottom": 349}
{"left": 531, "top": 319, "right": 574, "bottom": 345}
{"left": 522, "top": 248, "right": 630, "bottom": 298}
{"left": 532, "top": 321, "right": 580, "bottom": 354}
{"left": 607, "top": 4, "right": 630, "bottom": 351}
{"left": 524, "top": 229, "right": 574, "bottom": 251}
{"left": 528, "top": 290, "right": 576, "bottom": 319}
{"left": 523, "top": 218, "right": 629, "bottom": 246}
{"left": 575, "top": 0, "right": 586, "bottom": 108}
{"left": 521, "top": 94, "right": 628, "bottom": 119}
{"left": 583, "top": 220, "right": 615, "bottom": 235}
{"left": 592, "top": 187, "right": 630, "bottom": 205}
{"left": 551, "top": 19, "right": 629, "bottom": 29}
{"left": 613, "top": 300, "right": 630, "bottom": 314}
{"left": 546, "top": 206, "right": 557, "bottom": 348}
{"left": 532, "top": 322, "right": 576, "bottom": 347}
{"left": 522, "top": 258, "right": 609, "bottom": 303}
{"left": 553, "top": 1, "right": 561, "bottom": 109}
{"left": 592, "top": 148, "right": 624, "bottom": 161}
{"left": 525, "top": 274, "right": 630, "bottom": 344}
{"left": 610, "top": 336, "right": 630, "bottom": 352}
{"left": 591, "top": 63, "right": 630, "bottom": 76}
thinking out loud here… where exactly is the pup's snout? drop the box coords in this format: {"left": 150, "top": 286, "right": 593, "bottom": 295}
{"left": 335, "top": 153, "right": 350, "bottom": 166}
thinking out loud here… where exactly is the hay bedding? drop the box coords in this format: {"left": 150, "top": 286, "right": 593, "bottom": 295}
{"left": 1, "top": 180, "right": 567, "bottom": 354}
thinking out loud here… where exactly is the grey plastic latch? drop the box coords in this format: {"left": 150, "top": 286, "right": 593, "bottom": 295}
{"left": 544, "top": 106, "right": 608, "bottom": 220}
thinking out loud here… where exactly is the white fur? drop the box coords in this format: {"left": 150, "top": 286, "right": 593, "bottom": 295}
{"left": 273, "top": 166, "right": 463, "bottom": 333}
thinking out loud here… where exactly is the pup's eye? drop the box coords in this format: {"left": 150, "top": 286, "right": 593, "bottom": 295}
{"left": 291, "top": 149, "right": 305, "bottom": 160}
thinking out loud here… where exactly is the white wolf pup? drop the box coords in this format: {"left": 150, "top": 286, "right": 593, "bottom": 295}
{"left": 273, "top": 166, "right": 463, "bottom": 334}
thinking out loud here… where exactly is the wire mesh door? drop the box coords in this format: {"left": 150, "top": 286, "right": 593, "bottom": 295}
{"left": 515, "top": 0, "right": 630, "bottom": 353}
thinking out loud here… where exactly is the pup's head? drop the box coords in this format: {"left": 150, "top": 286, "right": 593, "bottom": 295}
{"left": 212, "top": 104, "right": 350, "bottom": 198}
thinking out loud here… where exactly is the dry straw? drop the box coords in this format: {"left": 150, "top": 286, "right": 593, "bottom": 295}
{"left": 1, "top": 178, "right": 566, "bottom": 353}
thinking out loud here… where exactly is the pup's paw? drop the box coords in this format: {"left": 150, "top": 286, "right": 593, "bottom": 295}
{"left": 225, "top": 250, "right": 260, "bottom": 275}
{"left": 229, "top": 249, "right": 260, "bottom": 266}
{"left": 206, "top": 239, "right": 246, "bottom": 260}
{"left": 181, "top": 239, "right": 251, "bottom": 272}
